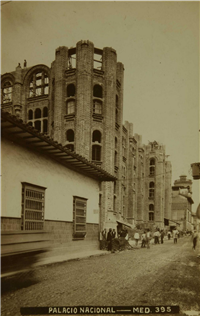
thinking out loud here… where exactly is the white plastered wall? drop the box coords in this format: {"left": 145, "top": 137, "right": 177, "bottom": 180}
{"left": 1, "top": 138, "right": 100, "bottom": 224}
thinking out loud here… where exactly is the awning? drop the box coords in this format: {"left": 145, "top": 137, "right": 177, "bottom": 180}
{"left": 116, "top": 220, "right": 133, "bottom": 229}
{"left": 164, "top": 218, "right": 181, "bottom": 226}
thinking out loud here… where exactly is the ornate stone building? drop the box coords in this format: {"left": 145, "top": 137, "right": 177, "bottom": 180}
{"left": 1, "top": 40, "right": 172, "bottom": 232}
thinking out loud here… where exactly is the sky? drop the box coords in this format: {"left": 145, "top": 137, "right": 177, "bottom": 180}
{"left": 1, "top": 1, "right": 199, "bottom": 212}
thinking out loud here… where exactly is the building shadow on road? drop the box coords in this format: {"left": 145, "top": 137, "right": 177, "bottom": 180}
{"left": 1, "top": 270, "right": 40, "bottom": 294}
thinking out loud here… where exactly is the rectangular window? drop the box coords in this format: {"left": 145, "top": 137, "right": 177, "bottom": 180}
{"left": 21, "top": 182, "right": 46, "bottom": 231}
{"left": 73, "top": 196, "right": 87, "bottom": 239}
{"left": 93, "top": 100, "right": 102, "bottom": 114}
{"left": 67, "top": 100, "right": 75, "bottom": 114}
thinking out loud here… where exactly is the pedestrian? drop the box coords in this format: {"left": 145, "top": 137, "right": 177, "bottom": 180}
{"left": 192, "top": 230, "right": 198, "bottom": 250}
{"left": 141, "top": 231, "right": 146, "bottom": 248}
{"left": 167, "top": 231, "right": 171, "bottom": 240}
{"left": 134, "top": 232, "right": 140, "bottom": 246}
{"left": 160, "top": 230, "right": 165, "bottom": 244}
{"left": 101, "top": 229, "right": 107, "bottom": 250}
{"left": 172, "top": 228, "right": 178, "bottom": 244}
{"left": 146, "top": 229, "right": 151, "bottom": 249}
{"left": 157, "top": 230, "right": 161, "bottom": 244}
{"left": 112, "top": 229, "right": 116, "bottom": 239}
{"left": 154, "top": 230, "right": 160, "bottom": 244}
{"left": 153, "top": 231, "right": 157, "bottom": 244}
{"left": 107, "top": 228, "right": 113, "bottom": 251}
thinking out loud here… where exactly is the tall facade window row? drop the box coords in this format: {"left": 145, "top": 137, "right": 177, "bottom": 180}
{"left": 64, "top": 129, "right": 102, "bottom": 160}
{"left": 28, "top": 107, "right": 48, "bottom": 134}
{"left": 65, "top": 85, "right": 121, "bottom": 125}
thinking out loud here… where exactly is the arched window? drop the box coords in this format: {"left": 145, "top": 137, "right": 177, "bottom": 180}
{"left": 92, "top": 130, "right": 102, "bottom": 162}
{"left": 149, "top": 204, "right": 154, "bottom": 221}
{"left": 28, "top": 107, "right": 48, "bottom": 134}
{"left": 35, "top": 108, "right": 41, "bottom": 119}
{"left": 149, "top": 204, "right": 154, "bottom": 211}
{"left": 1, "top": 81, "right": 13, "bottom": 104}
{"left": 29, "top": 71, "right": 49, "bottom": 97}
{"left": 149, "top": 212, "right": 154, "bottom": 221}
{"left": 28, "top": 110, "right": 33, "bottom": 120}
{"left": 150, "top": 158, "right": 155, "bottom": 165}
{"left": 92, "top": 130, "right": 101, "bottom": 143}
{"left": 92, "top": 145, "right": 101, "bottom": 161}
{"left": 66, "top": 129, "right": 74, "bottom": 142}
{"left": 150, "top": 158, "right": 155, "bottom": 175}
{"left": 67, "top": 84, "right": 75, "bottom": 97}
{"left": 149, "top": 182, "right": 155, "bottom": 199}
{"left": 93, "top": 85, "right": 102, "bottom": 98}
{"left": 66, "top": 100, "right": 75, "bottom": 114}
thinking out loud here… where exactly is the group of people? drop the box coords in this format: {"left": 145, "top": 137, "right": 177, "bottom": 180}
{"left": 133, "top": 227, "right": 180, "bottom": 248}
{"left": 100, "top": 228, "right": 129, "bottom": 251}
{"left": 100, "top": 226, "right": 199, "bottom": 253}
{"left": 100, "top": 228, "right": 116, "bottom": 251}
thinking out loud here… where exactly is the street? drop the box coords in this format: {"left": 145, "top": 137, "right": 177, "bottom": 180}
{"left": 1, "top": 236, "right": 200, "bottom": 316}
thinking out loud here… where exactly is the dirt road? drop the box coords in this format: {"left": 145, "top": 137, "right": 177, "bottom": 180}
{"left": 1, "top": 236, "right": 200, "bottom": 316}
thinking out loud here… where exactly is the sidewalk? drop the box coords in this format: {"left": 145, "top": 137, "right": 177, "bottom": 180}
{"left": 33, "top": 237, "right": 179, "bottom": 268}
{"left": 33, "top": 248, "right": 110, "bottom": 268}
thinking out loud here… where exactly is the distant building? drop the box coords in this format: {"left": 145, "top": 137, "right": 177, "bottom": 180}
{"left": 1, "top": 40, "right": 172, "bottom": 232}
{"left": 171, "top": 175, "right": 194, "bottom": 231}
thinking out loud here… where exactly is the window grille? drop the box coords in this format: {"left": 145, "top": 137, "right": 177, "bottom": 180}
{"left": 73, "top": 197, "right": 87, "bottom": 239}
{"left": 21, "top": 183, "right": 46, "bottom": 230}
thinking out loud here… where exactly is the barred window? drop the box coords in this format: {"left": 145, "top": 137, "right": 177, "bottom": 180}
{"left": 73, "top": 196, "right": 87, "bottom": 239}
{"left": 21, "top": 183, "right": 46, "bottom": 231}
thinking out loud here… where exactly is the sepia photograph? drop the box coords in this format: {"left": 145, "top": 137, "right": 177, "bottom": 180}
{"left": 1, "top": 1, "right": 200, "bottom": 316}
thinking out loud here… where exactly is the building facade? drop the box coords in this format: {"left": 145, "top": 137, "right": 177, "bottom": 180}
{"left": 1, "top": 40, "right": 172, "bottom": 232}
{"left": 171, "top": 175, "right": 194, "bottom": 231}
{"left": 1, "top": 111, "right": 116, "bottom": 259}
